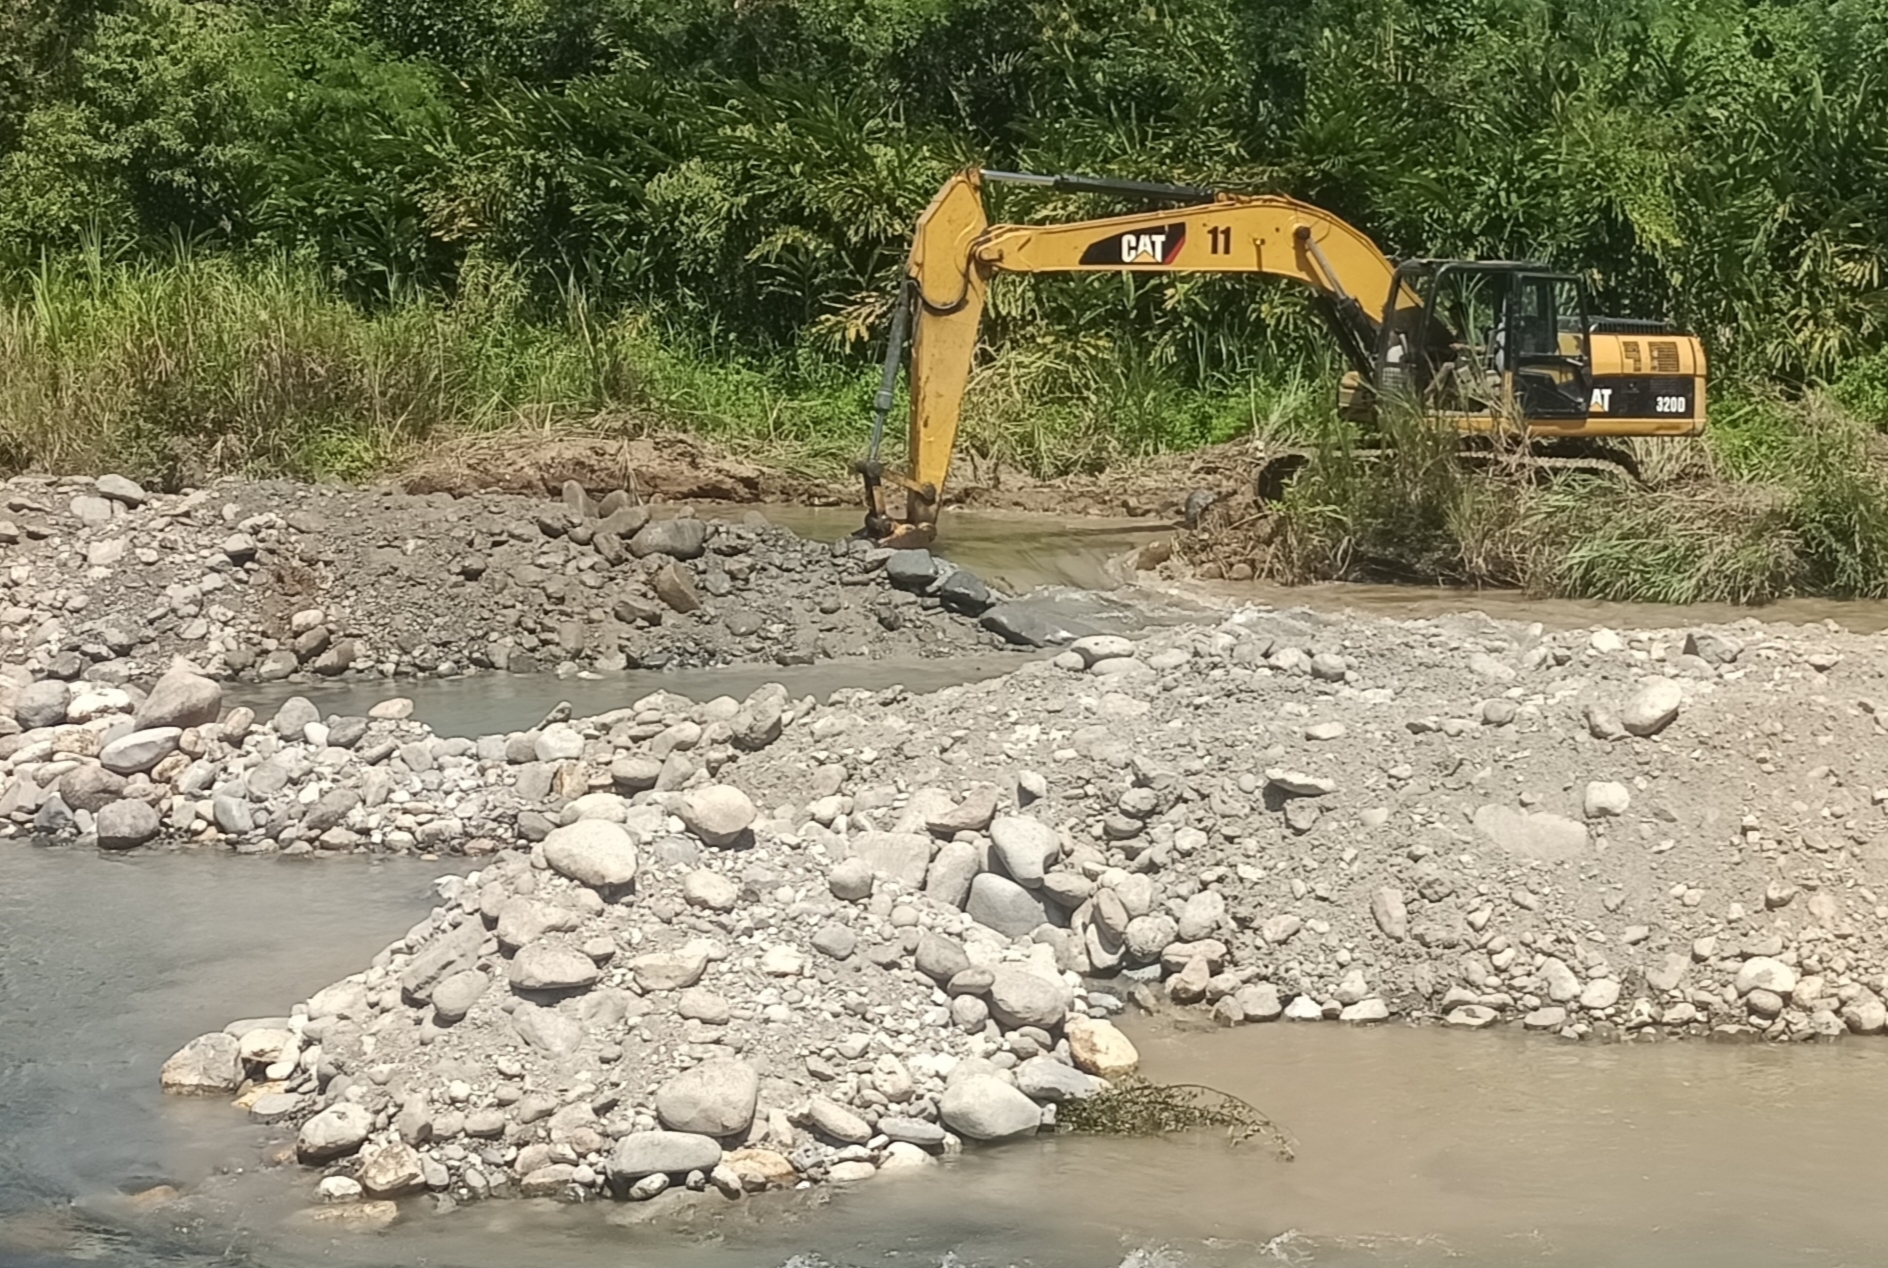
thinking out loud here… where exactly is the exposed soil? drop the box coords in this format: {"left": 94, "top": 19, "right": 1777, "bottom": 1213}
{"left": 394, "top": 427, "right": 1239, "bottom": 527}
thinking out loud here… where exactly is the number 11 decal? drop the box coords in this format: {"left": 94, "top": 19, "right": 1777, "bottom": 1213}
{"left": 1208, "top": 225, "right": 1233, "bottom": 255}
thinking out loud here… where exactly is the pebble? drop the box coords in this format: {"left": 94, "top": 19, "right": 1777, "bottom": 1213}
{"left": 1583, "top": 781, "right": 1632, "bottom": 818}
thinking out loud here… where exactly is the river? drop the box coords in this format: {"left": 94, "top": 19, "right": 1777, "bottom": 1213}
{"left": 8, "top": 509, "right": 1888, "bottom": 1267}
{"left": 5, "top": 845, "right": 1885, "bottom": 1268}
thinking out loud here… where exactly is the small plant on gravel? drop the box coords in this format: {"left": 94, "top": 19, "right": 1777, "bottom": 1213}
{"left": 1058, "top": 1076, "right": 1296, "bottom": 1160}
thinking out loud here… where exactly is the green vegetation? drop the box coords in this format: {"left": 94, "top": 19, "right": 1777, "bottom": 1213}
{"left": 5, "top": 0, "right": 1888, "bottom": 600}
{"left": 1242, "top": 393, "right": 1888, "bottom": 603}
{"left": 1057, "top": 1076, "right": 1295, "bottom": 1159}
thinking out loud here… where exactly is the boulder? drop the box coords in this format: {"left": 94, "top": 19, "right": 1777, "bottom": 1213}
{"left": 846, "top": 830, "right": 934, "bottom": 889}
{"left": 934, "top": 568, "right": 992, "bottom": 614}
{"left": 302, "top": 788, "right": 359, "bottom": 834}
{"left": 496, "top": 897, "right": 582, "bottom": 949}
{"left": 96, "top": 474, "right": 146, "bottom": 505}
{"left": 966, "top": 873, "right": 1052, "bottom": 938}
{"left": 271, "top": 696, "right": 319, "bottom": 738}
{"left": 1065, "top": 1017, "right": 1139, "bottom": 1078}
{"left": 1069, "top": 634, "right": 1134, "bottom": 666}
{"left": 986, "top": 965, "right": 1069, "bottom": 1029}
{"left": 1472, "top": 805, "right": 1588, "bottom": 861}
{"left": 883, "top": 549, "right": 937, "bottom": 591}
{"left": 95, "top": 799, "right": 161, "bottom": 850}
{"left": 979, "top": 602, "right": 1094, "bottom": 648}
{"left": 159, "top": 1032, "right": 241, "bottom": 1094}
{"left": 431, "top": 970, "right": 488, "bottom": 1023}
{"left": 1015, "top": 1057, "right": 1101, "bottom": 1102}
{"left": 1232, "top": 982, "right": 1283, "bottom": 1021}
{"left": 1583, "top": 781, "right": 1632, "bottom": 817}
{"left": 542, "top": 820, "right": 640, "bottom": 888}
{"left": 1370, "top": 887, "right": 1408, "bottom": 940}
{"left": 511, "top": 1003, "right": 585, "bottom": 1056}
{"left": 913, "top": 932, "right": 970, "bottom": 984}
{"left": 807, "top": 919, "right": 857, "bottom": 960}
{"left": 989, "top": 815, "right": 1058, "bottom": 887}
{"left": 1540, "top": 957, "right": 1581, "bottom": 1003}
{"left": 678, "top": 785, "right": 757, "bottom": 847}
{"left": 1177, "top": 890, "right": 1226, "bottom": 942}
{"left": 357, "top": 1139, "right": 426, "bottom": 1196}
{"left": 297, "top": 1103, "right": 375, "bottom": 1162}
{"left": 807, "top": 1097, "right": 872, "bottom": 1144}
{"left": 828, "top": 857, "right": 875, "bottom": 902}
{"left": 58, "top": 766, "right": 125, "bottom": 814}
{"left": 397, "top": 919, "right": 485, "bottom": 1003}
{"left": 1734, "top": 957, "right": 1798, "bottom": 997}
{"left": 652, "top": 562, "right": 702, "bottom": 613}
{"left": 923, "top": 840, "right": 980, "bottom": 908}
{"left": 534, "top": 724, "right": 585, "bottom": 762}
{"left": 719, "top": 1147, "right": 798, "bottom": 1191}
{"left": 1124, "top": 913, "right": 1179, "bottom": 961}
{"left": 655, "top": 1057, "right": 759, "bottom": 1137}
{"left": 682, "top": 869, "right": 740, "bottom": 912}
{"left": 926, "top": 785, "right": 999, "bottom": 836}
{"left": 629, "top": 518, "right": 709, "bottom": 560}
{"left": 98, "top": 727, "right": 182, "bottom": 775}
{"left": 631, "top": 948, "right": 709, "bottom": 991}
{"left": 13, "top": 680, "right": 68, "bottom": 729}
{"left": 509, "top": 943, "right": 602, "bottom": 992}
{"left": 133, "top": 666, "right": 221, "bottom": 730}
{"left": 1621, "top": 677, "right": 1682, "bottom": 737}
{"left": 608, "top": 1131, "right": 724, "bottom": 1182}
{"left": 938, "top": 1074, "right": 1042, "bottom": 1141}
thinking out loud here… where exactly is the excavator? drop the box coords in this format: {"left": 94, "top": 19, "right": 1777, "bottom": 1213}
{"left": 858, "top": 168, "right": 1708, "bottom": 546}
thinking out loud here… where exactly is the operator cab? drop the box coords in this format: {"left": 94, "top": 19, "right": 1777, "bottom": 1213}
{"left": 1373, "top": 260, "right": 1593, "bottom": 425}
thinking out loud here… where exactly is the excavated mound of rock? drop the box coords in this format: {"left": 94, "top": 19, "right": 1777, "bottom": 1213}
{"left": 0, "top": 473, "right": 1034, "bottom": 686}
{"left": 146, "top": 598, "right": 1888, "bottom": 1214}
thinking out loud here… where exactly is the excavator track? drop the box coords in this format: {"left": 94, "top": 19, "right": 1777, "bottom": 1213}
{"left": 1252, "top": 439, "right": 1644, "bottom": 506}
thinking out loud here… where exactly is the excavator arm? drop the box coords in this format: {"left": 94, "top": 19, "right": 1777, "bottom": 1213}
{"left": 859, "top": 167, "right": 1405, "bottom": 545}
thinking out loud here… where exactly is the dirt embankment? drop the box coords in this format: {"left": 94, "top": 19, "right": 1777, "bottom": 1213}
{"left": 395, "top": 429, "right": 1221, "bottom": 524}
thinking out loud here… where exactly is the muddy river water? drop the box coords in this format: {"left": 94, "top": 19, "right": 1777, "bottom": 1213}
{"left": 8, "top": 508, "right": 1888, "bottom": 1268}
{"left": 6, "top": 846, "right": 1887, "bottom": 1268}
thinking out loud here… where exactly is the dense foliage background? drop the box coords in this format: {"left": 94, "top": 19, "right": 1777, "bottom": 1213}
{"left": 4, "top": 0, "right": 1888, "bottom": 505}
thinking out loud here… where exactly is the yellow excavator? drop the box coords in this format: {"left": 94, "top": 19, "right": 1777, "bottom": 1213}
{"left": 858, "top": 168, "right": 1708, "bottom": 546}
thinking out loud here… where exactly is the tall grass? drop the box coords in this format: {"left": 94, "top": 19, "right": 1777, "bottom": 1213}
{"left": 0, "top": 252, "right": 636, "bottom": 482}
{"left": 0, "top": 252, "right": 1302, "bottom": 488}
{"left": 1255, "top": 392, "right": 1888, "bottom": 604}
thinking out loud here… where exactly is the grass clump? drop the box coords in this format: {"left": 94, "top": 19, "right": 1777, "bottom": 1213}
{"left": 1216, "top": 392, "right": 1888, "bottom": 605}
{"left": 1058, "top": 1076, "right": 1296, "bottom": 1160}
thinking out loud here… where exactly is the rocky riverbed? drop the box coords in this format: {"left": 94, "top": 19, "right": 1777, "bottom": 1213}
{"left": 0, "top": 472, "right": 1083, "bottom": 686}
{"left": 13, "top": 472, "right": 1888, "bottom": 1223}
{"left": 100, "top": 589, "right": 1888, "bottom": 1224}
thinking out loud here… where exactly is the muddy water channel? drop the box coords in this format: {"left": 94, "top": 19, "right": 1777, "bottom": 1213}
{"left": 5, "top": 846, "right": 1886, "bottom": 1268}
